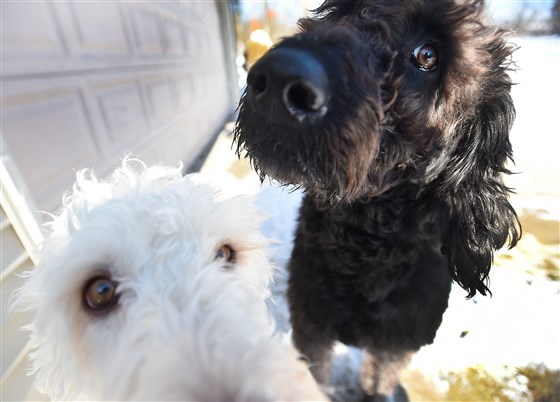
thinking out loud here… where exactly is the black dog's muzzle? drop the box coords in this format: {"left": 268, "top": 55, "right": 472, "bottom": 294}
{"left": 246, "top": 47, "right": 330, "bottom": 123}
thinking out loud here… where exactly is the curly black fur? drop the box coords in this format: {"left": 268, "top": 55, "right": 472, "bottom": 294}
{"left": 234, "top": 0, "right": 520, "bottom": 398}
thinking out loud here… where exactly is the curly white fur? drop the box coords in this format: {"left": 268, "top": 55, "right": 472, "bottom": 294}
{"left": 13, "top": 159, "right": 326, "bottom": 401}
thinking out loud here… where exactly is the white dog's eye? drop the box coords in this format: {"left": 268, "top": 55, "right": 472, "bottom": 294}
{"left": 215, "top": 244, "right": 236, "bottom": 264}
{"left": 83, "top": 276, "right": 119, "bottom": 312}
{"left": 410, "top": 44, "right": 439, "bottom": 72}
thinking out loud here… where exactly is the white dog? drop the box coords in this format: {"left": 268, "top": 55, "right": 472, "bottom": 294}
{"left": 14, "top": 159, "right": 326, "bottom": 401}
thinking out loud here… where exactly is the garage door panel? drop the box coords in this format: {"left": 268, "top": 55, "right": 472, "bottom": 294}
{"left": 163, "top": 20, "right": 187, "bottom": 57}
{"left": 65, "top": 2, "right": 131, "bottom": 56}
{"left": 128, "top": 5, "right": 164, "bottom": 57}
{"left": 95, "top": 80, "right": 150, "bottom": 146}
{"left": 2, "top": 90, "right": 99, "bottom": 194}
{"left": 0, "top": 2, "right": 66, "bottom": 67}
{"left": 171, "top": 74, "right": 195, "bottom": 108}
{"left": 143, "top": 77, "right": 176, "bottom": 125}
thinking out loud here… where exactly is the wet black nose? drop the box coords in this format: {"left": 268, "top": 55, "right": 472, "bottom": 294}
{"left": 247, "top": 47, "right": 329, "bottom": 121}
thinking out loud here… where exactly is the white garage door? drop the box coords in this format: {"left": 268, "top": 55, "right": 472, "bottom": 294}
{"left": 1, "top": 0, "right": 237, "bottom": 215}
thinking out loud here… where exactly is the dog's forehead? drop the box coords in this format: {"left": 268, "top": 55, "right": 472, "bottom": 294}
{"left": 308, "top": 0, "right": 485, "bottom": 35}
{"left": 315, "top": 0, "right": 479, "bottom": 15}
{"left": 92, "top": 189, "right": 245, "bottom": 240}
{"left": 51, "top": 178, "right": 263, "bottom": 278}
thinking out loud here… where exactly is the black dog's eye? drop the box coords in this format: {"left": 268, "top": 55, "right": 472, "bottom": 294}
{"left": 83, "top": 276, "right": 118, "bottom": 311}
{"left": 215, "top": 244, "right": 236, "bottom": 264}
{"left": 410, "top": 44, "right": 439, "bottom": 71}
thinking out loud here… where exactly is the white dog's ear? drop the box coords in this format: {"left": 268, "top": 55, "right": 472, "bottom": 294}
{"left": 27, "top": 344, "right": 79, "bottom": 400}
{"left": 11, "top": 282, "right": 79, "bottom": 400}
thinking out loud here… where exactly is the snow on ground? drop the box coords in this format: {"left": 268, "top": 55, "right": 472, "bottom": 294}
{"left": 202, "top": 35, "right": 560, "bottom": 400}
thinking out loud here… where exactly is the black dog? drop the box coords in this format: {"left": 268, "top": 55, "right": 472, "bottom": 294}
{"left": 235, "top": 0, "right": 520, "bottom": 399}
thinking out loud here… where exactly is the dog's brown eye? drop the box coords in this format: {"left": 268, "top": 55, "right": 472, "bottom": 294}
{"left": 411, "top": 44, "right": 439, "bottom": 71}
{"left": 83, "top": 276, "right": 118, "bottom": 311}
{"left": 215, "top": 244, "right": 236, "bottom": 263}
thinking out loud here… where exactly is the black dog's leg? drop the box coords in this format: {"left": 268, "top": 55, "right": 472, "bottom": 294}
{"left": 292, "top": 326, "right": 334, "bottom": 386}
{"left": 360, "top": 350, "right": 412, "bottom": 401}
{"left": 288, "top": 213, "right": 338, "bottom": 387}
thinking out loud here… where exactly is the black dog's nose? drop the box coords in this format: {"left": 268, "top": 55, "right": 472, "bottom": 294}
{"left": 247, "top": 47, "right": 329, "bottom": 121}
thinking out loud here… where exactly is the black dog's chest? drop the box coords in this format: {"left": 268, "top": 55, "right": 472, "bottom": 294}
{"left": 289, "top": 193, "right": 451, "bottom": 349}
{"left": 296, "top": 193, "right": 439, "bottom": 287}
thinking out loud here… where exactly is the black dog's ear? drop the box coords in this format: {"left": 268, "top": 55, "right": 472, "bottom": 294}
{"left": 439, "top": 57, "right": 521, "bottom": 298}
